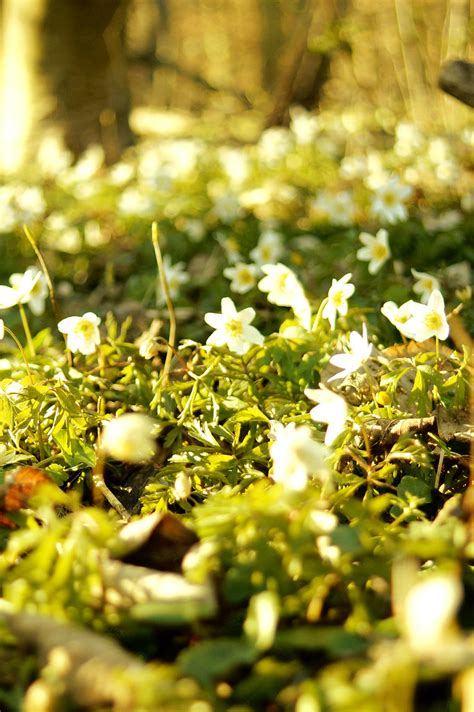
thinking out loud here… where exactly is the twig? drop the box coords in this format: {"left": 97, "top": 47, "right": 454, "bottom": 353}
{"left": 151, "top": 223, "right": 176, "bottom": 389}
{"left": 23, "top": 226, "right": 60, "bottom": 323}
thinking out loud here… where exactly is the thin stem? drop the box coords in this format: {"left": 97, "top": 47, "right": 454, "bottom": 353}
{"left": 311, "top": 297, "right": 328, "bottom": 332}
{"left": 4, "top": 325, "right": 34, "bottom": 384}
{"left": 92, "top": 451, "right": 130, "bottom": 521}
{"left": 23, "top": 225, "right": 60, "bottom": 322}
{"left": 151, "top": 222, "right": 176, "bottom": 389}
{"left": 17, "top": 306, "right": 36, "bottom": 360}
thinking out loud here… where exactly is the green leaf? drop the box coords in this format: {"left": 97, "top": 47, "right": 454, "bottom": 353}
{"left": 179, "top": 638, "right": 258, "bottom": 688}
{"left": 397, "top": 475, "right": 432, "bottom": 504}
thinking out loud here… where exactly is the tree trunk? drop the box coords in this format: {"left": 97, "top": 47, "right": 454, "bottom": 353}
{"left": 0, "top": 0, "right": 133, "bottom": 173}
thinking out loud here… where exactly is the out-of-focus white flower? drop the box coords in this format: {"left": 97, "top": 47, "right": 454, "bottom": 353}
{"left": 311, "top": 190, "right": 355, "bottom": 226}
{"left": 257, "top": 127, "right": 293, "bottom": 166}
{"left": 118, "top": 188, "right": 155, "bottom": 217}
{"left": 402, "top": 290, "right": 449, "bottom": 342}
{"left": 328, "top": 323, "right": 373, "bottom": 382}
{"left": 15, "top": 186, "right": 46, "bottom": 223}
{"left": 204, "top": 297, "right": 264, "bottom": 355}
{"left": 322, "top": 273, "right": 355, "bottom": 330}
{"left": 107, "top": 161, "right": 134, "bottom": 186}
{"left": 304, "top": 387, "right": 348, "bottom": 446}
{"left": 58, "top": 312, "right": 101, "bottom": 355}
{"left": 411, "top": 269, "right": 440, "bottom": 304}
{"left": 183, "top": 218, "right": 206, "bottom": 243}
{"left": 394, "top": 122, "right": 424, "bottom": 158}
{"left": 157, "top": 255, "right": 189, "bottom": 304}
{"left": 223, "top": 262, "right": 259, "bottom": 294}
{"left": 138, "top": 336, "right": 160, "bottom": 360}
{"left": 84, "top": 221, "right": 109, "bottom": 248}
{"left": 310, "top": 509, "right": 338, "bottom": 534}
{"left": 401, "top": 572, "right": 463, "bottom": 657}
{"left": 216, "top": 232, "right": 241, "bottom": 264}
{"left": 381, "top": 300, "right": 419, "bottom": 339}
{"left": 101, "top": 413, "right": 157, "bottom": 463}
{"left": 249, "top": 229, "right": 284, "bottom": 266}
{"left": 0, "top": 319, "right": 4, "bottom": 340}
{"left": 173, "top": 472, "right": 192, "bottom": 500}
{"left": 357, "top": 229, "right": 391, "bottom": 274}
{"left": 258, "top": 263, "right": 311, "bottom": 329}
{"left": 269, "top": 421, "right": 330, "bottom": 491}
{"left": 9, "top": 267, "right": 48, "bottom": 315}
{"left": 290, "top": 107, "right": 320, "bottom": 144}
{"left": 370, "top": 176, "right": 412, "bottom": 223}
{"left": 218, "top": 147, "right": 249, "bottom": 186}
{"left": 213, "top": 192, "right": 243, "bottom": 224}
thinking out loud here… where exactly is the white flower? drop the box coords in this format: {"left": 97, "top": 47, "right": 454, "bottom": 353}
{"left": 204, "top": 297, "right": 264, "bottom": 355}
{"left": 157, "top": 255, "right": 189, "bottom": 304}
{"left": 269, "top": 421, "right": 330, "bottom": 491}
{"left": 381, "top": 300, "right": 419, "bottom": 339}
{"left": 328, "top": 323, "right": 373, "bottom": 382}
{"left": 9, "top": 267, "right": 48, "bottom": 315}
{"left": 101, "top": 413, "right": 157, "bottom": 463}
{"left": 0, "top": 319, "right": 4, "bottom": 340}
{"left": 184, "top": 218, "right": 206, "bottom": 243}
{"left": 304, "top": 387, "right": 348, "bottom": 446}
{"left": 173, "top": 472, "right": 192, "bottom": 500}
{"left": 213, "top": 192, "right": 243, "bottom": 224}
{"left": 216, "top": 232, "right": 241, "bottom": 264}
{"left": 258, "top": 263, "right": 311, "bottom": 329}
{"left": 57, "top": 312, "right": 101, "bottom": 355}
{"left": 311, "top": 190, "right": 355, "bottom": 226}
{"left": 401, "top": 573, "right": 463, "bottom": 656}
{"left": 249, "top": 229, "right": 284, "bottom": 266}
{"left": 402, "top": 290, "right": 449, "bottom": 342}
{"left": 257, "top": 263, "right": 299, "bottom": 306}
{"left": 223, "top": 262, "right": 259, "bottom": 294}
{"left": 322, "top": 273, "right": 355, "bottom": 330}
{"left": 290, "top": 107, "right": 320, "bottom": 144}
{"left": 411, "top": 269, "right": 440, "bottom": 304}
{"left": 370, "top": 176, "right": 412, "bottom": 223}
{"left": 357, "top": 229, "right": 391, "bottom": 274}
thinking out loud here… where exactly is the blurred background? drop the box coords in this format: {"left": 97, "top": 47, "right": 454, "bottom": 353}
{"left": 1, "top": 0, "right": 472, "bottom": 173}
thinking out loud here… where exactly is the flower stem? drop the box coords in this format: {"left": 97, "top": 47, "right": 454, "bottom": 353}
{"left": 152, "top": 222, "right": 176, "bottom": 389}
{"left": 18, "top": 303, "right": 36, "bottom": 358}
{"left": 23, "top": 225, "right": 60, "bottom": 322}
{"left": 4, "top": 325, "right": 34, "bottom": 384}
{"left": 311, "top": 298, "right": 328, "bottom": 332}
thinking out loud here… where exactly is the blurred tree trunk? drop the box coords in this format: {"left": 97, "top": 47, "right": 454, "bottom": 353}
{"left": 0, "top": 0, "right": 132, "bottom": 173}
{"left": 265, "top": 0, "right": 350, "bottom": 127}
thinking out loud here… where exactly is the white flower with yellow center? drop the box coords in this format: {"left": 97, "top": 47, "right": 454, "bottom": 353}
{"left": 322, "top": 273, "right": 355, "bottom": 330}
{"left": 249, "top": 229, "right": 284, "bottom": 266}
{"left": 357, "top": 229, "right": 391, "bottom": 274}
{"left": 370, "top": 176, "right": 412, "bottom": 223}
{"left": 223, "top": 262, "right": 259, "bottom": 294}
{"left": 381, "top": 300, "right": 419, "bottom": 339}
{"left": 156, "top": 255, "right": 189, "bottom": 305}
{"left": 269, "top": 421, "right": 330, "bottom": 491}
{"left": 9, "top": 266, "right": 48, "bottom": 315}
{"left": 411, "top": 269, "right": 440, "bottom": 304}
{"left": 328, "top": 323, "right": 373, "bottom": 382}
{"left": 101, "top": 413, "right": 157, "bottom": 463}
{"left": 58, "top": 312, "right": 101, "bottom": 355}
{"left": 258, "top": 263, "right": 311, "bottom": 330}
{"left": 402, "top": 289, "right": 449, "bottom": 342}
{"left": 304, "top": 387, "right": 348, "bottom": 446}
{"left": 204, "top": 297, "right": 264, "bottom": 355}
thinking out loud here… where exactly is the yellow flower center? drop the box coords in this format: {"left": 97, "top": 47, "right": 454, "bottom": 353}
{"left": 76, "top": 321, "right": 95, "bottom": 338}
{"left": 424, "top": 311, "right": 442, "bottom": 331}
{"left": 239, "top": 270, "right": 254, "bottom": 284}
{"left": 277, "top": 274, "right": 289, "bottom": 291}
{"left": 372, "top": 243, "right": 388, "bottom": 260}
{"left": 331, "top": 289, "right": 344, "bottom": 307}
{"left": 383, "top": 191, "right": 396, "bottom": 207}
{"left": 225, "top": 319, "right": 243, "bottom": 338}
